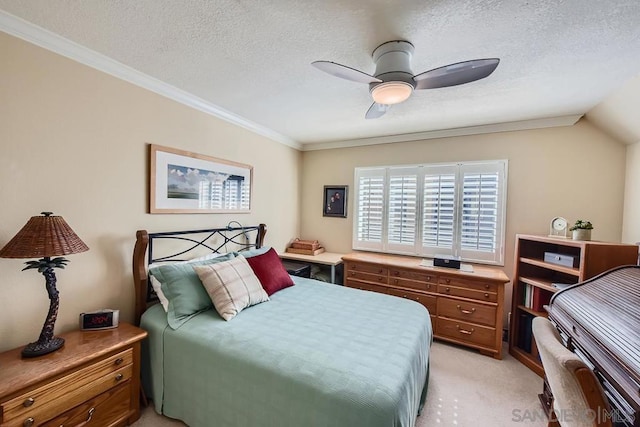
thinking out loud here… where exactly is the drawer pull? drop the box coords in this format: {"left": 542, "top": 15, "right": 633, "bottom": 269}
{"left": 23, "top": 418, "right": 34, "bottom": 427}
{"left": 445, "top": 278, "right": 451, "bottom": 284}
{"left": 426, "top": 284, "right": 431, "bottom": 289}
{"left": 115, "top": 373, "right": 124, "bottom": 381}
{"left": 445, "top": 287, "right": 450, "bottom": 293}
{"left": 377, "top": 277, "right": 383, "bottom": 281}
{"left": 485, "top": 284, "right": 490, "bottom": 289}
{"left": 426, "top": 276, "right": 431, "bottom": 281}
{"left": 393, "top": 271, "right": 399, "bottom": 276}
{"left": 456, "top": 325, "right": 475, "bottom": 335}
{"left": 23, "top": 397, "right": 35, "bottom": 407}
{"left": 484, "top": 293, "right": 489, "bottom": 298}
{"left": 65, "top": 407, "right": 95, "bottom": 427}
{"left": 456, "top": 305, "right": 476, "bottom": 315}
{"left": 393, "top": 279, "right": 399, "bottom": 285}
{"left": 350, "top": 271, "right": 356, "bottom": 276}
{"left": 115, "top": 357, "right": 124, "bottom": 365}
{"left": 378, "top": 269, "right": 383, "bottom": 274}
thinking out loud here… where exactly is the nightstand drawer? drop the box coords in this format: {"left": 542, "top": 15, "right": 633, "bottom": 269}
{"left": 2, "top": 364, "right": 132, "bottom": 427}
{"left": 2, "top": 349, "right": 132, "bottom": 425}
{"left": 41, "top": 383, "right": 130, "bottom": 427}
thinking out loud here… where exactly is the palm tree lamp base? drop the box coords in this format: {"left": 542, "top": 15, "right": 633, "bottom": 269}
{"left": 22, "top": 337, "right": 65, "bottom": 358}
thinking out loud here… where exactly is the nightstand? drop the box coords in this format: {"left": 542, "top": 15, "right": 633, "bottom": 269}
{"left": 0, "top": 323, "right": 147, "bottom": 427}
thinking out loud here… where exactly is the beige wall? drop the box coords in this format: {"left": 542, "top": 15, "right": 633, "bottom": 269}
{"left": 623, "top": 143, "right": 640, "bottom": 245}
{"left": 301, "top": 120, "right": 629, "bottom": 318}
{"left": 0, "top": 33, "right": 301, "bottom": 352}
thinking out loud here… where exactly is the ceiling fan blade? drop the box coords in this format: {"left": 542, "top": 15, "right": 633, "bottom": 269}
{"left": 312, "top": 61, "right": 382, "bottom": 84}
{"left": 413, "top": 58, "right": 499, "bottom": 90}
{"left": 365, "top": 103, "right": 390, "bottom": 119}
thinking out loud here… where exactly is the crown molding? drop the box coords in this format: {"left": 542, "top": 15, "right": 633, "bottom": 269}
{"left": 300, "top": 115, "right": 584, "bottom": 151}
{"left": 0, "top": 10, "right": 301, "bottom": 150}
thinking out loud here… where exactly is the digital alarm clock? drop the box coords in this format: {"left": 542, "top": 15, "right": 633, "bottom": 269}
{"left": 79, "top": 309, "right": 119, "bottom": 330}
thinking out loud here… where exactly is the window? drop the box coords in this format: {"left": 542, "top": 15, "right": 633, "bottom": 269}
{"left": 353, "top": 160, "right": 507, "bottom": 265}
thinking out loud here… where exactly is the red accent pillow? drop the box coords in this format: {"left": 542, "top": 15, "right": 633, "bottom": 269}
{"left": 245, "top": 248, "right": 294, "bottom": 296}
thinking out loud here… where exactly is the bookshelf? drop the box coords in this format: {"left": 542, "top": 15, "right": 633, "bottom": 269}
{"left": 508, "top": 234, "right": 639, "bottom": 377}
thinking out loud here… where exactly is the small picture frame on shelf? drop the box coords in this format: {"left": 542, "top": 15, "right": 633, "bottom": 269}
{"left": 323, "top": 185, "right": 347, "bottom": 218}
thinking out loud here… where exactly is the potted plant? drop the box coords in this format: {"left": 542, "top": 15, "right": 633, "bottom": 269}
{"left": 570, "top": 219, "right": 593, "bottom": 241}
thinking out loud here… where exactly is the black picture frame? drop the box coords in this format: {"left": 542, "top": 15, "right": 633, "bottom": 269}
{"left": 323, "top": 185, "right": 348, "bottom": 218}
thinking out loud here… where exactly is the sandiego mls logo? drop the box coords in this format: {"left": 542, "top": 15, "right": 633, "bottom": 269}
{"left": 512, "top": 408, "right": 634, "bottom": 424}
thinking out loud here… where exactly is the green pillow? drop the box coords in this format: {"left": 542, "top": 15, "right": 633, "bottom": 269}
{"left": 149, "top": 253, "right": 236, "bottom": 329}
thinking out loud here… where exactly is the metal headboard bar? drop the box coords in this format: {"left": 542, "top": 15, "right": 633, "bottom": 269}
{"left": 148, "top": 227, "right": 260, "bottom": 264}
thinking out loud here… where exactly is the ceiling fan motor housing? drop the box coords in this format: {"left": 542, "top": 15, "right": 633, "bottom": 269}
{"left": 369, "top": 40, "right": 417, "bottom": 93}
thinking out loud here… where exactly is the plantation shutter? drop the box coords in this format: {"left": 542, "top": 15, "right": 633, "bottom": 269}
{"left": 353, "top": 160, "right": 506, "bottom": 265}
{"left": 421, "top": 165, "right": 457, "bottom": 257}
{"left": 353, "top": 168, "right": 386, "bottom": 251}
{"left": 458, "top": 162, "right": 506, "bottom": 263}
{"left": 386, "top": 167, "right": 420, "bottom": 254}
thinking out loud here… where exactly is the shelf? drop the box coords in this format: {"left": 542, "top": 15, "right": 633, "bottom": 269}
{"left": 519, "top": 257, "right": 580, "bottom": 277}
{"left": 517, "top": 304, "right": 548, "bottom": 318}
{"left": 519, "top": 276, "right": 559, "bottom": 293}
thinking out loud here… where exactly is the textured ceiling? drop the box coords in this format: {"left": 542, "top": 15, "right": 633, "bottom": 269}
{"left": 2, "top": 0, "right": 640, "bottom": 148}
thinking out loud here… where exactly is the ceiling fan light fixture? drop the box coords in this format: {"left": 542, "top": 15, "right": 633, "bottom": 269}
{"left": 370, "top": 81, "right": 413, "bottom": 105}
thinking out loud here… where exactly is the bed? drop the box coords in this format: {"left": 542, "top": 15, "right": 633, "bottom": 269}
{"left": 132, "top": 224, "right": 432, "bottom": 427}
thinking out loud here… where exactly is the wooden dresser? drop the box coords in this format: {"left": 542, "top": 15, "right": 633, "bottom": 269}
{"left": 0, "top": 323, "right": 147, "bottom": 427}
{"left": 343, "top": 252, "right": 509, "bottom": 359}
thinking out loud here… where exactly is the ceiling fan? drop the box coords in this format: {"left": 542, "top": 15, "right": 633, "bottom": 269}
{"left": 312, "top": 40, "right": 499, "bottom": 119}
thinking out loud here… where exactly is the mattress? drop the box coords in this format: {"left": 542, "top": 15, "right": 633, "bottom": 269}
{"left": 141, "top": 276, "right": 432, "bottom": 427}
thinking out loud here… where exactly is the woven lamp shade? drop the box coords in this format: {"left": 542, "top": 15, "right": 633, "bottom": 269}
{"left": 0, "top": 213, "right": 89, "bottom": 258}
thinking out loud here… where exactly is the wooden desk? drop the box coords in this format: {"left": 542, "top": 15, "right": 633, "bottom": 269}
{"left": 279, "top": 252, "right": 345, "bottom": 284}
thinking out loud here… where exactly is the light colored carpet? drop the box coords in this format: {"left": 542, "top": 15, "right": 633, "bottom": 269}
{"left": 133, "top": 341, "right": 547, "bottom": 427}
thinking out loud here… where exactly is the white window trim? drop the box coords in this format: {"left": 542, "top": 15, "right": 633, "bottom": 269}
{"left": 353, "top": 160, "right": 508, "bottom": 266}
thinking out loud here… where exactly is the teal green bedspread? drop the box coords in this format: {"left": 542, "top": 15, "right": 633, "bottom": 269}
{"left": 141, "top": 277, "right": 432, "bottom": 427}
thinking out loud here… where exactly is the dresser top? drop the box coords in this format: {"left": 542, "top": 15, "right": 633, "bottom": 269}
{"left": 0, "top": 323, "right": 147, "bottom": 398}
{"left": 342, "top": 252, "right": 509, "bottom": 283}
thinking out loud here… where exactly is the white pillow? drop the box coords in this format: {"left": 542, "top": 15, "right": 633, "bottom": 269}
{"left": 193, "top": 256, "right": 269, "bottom": 321}
{"left": 148, "top": 252, "right": 227, "bottom": 312}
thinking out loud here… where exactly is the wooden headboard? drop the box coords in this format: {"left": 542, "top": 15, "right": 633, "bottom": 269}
{"left": 132, "top": 223, "right": 267, "bottom": 325}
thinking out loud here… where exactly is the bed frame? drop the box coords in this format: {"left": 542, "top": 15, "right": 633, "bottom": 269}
{"left": 132, "top": 223, "right": 267, "bottom": 325}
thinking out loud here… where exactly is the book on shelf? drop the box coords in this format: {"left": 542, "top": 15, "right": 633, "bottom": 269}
{"left": 521, "top": 283, "right": 552, "bottom": 312}
{"left": 517, "top": 313, "right": 534, "bottom": 353}
{"left": 532, "top": 287, "right": 552, "bottom": 312}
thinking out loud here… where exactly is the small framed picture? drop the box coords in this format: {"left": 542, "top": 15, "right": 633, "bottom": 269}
{"left": 323, "top": 185, "right": 348, "bottom": 218}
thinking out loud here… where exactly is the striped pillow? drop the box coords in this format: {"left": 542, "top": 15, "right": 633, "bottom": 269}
{"left": 193, "top": 256, "right": 269, "bottom": 321}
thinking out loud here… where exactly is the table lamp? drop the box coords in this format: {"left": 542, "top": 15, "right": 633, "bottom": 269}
{"left": 0, "top": 212, "right": 88, "bottom": 357}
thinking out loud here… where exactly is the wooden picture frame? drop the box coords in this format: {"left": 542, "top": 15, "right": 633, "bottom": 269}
{"left": 149, "top": 144, "right": 252, "bottom": 214}
{"left": 323, "top": 185, "right": 348, "bottom": 218}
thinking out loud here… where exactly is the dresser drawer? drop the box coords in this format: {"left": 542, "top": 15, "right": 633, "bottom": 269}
{"left": 386, "top": 287, "right": 437, "bottom": 315}
{"left": 438, "top": 276, "right": 498, "bottom": 293}
{"left": 388, "top": 277, "right": 436, "bottom": 292}
{"left": 437, "top": 298, "right": 496, "bottom": 327}
{"left": 436, "top": 317, "right": 496, "bottom": 349}
{"left": 389, "top": 268, "right": 436, "bottom": 283}
{"left": 345, "top": 262, "right": 388, "bottom": 276}
{"left": 345, "top": 270, "right": 387, "bottom": 284}
{"left": 345, "top": 280, "right": 388, "bottom": 294}
{"left": 41, "top": 382, "right": 130, "bottom": 427}
{"left": 2, "top": 362, "right": 132, "bottom": 426}
{"left": 437, "top": 284, "right": 497, "bottom": 303}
